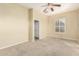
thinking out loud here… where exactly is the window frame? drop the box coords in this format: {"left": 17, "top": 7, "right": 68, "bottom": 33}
{"left": 55, "top": 17, "right": 66, "bottom": 32}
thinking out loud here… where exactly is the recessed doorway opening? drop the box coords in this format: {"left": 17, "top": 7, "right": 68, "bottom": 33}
{"left": 34, "top": 20, "right": 39, "bottom": 41}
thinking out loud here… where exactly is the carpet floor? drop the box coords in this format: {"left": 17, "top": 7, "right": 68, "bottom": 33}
{"left": 0, "top": 37, "right": 79, "bottom": 56}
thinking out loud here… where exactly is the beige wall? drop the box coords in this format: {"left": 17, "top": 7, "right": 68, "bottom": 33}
{"left": 32, "top": 9, "right": 49, "bottom": 40}
{"left": 28, "top": 8, "right": 33, "bottom": 41}
{"left": 48, "top": 10, "right": 79, "bottom": 40}
{"left": 39, "top": 14, "right": 49, "bottom": 39}
{"left": 77, "top": 9, "right": 79, "bottom": 39}
{"left": 0, "top": 4, "right": 29, "bottom": 49}
{"left": 28, "top": 8, "right": 49, "bottom": 41}
{"left": 0, "top": 4, "right": 50, "bottom": 49}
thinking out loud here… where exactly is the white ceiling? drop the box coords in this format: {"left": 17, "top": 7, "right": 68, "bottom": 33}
{"left": 19, "top": 3, "right": 79, "bottom": 15}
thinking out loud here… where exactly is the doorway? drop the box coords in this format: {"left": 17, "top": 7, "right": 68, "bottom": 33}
{"left": 34, "top": 20, "right": 39, "bottom": 40}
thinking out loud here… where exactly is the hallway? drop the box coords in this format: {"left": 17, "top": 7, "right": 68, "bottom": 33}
{"left": 0, "top": 37, "right": 79, "bottom": 56}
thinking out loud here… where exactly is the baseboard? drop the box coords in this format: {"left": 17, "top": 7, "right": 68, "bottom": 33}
{"left": 48, "top": 36, "right": 77, "bottom": 40}
{"left": 0, "top": 40, "right": 28, "bottom": 50}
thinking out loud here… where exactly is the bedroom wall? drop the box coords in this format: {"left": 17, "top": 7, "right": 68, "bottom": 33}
{"left": 33, "top": 9, "right": 49, "bottom": 40}
{"left": 48, "top": 9, "right": 79, "bottom": 40}
{"left": 28, "top": 8, "right": 49, "bottom": 41}
{"left": 0, "top": 4, "right": 49, "bottom": 49}
{"left": 77, "top": 9, "right": 79, "bottom": 39}
{"left": 0, "top": 4, "right": 29, "bottom": 49}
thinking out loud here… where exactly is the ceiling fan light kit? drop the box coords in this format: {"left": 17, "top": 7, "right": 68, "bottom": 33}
{"left": 42, "top": 3, "right": 61, "bottom": 15}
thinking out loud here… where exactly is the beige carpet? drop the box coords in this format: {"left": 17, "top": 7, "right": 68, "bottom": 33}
{"left": 0, "top": 37, "right": 79, "bottom": 56}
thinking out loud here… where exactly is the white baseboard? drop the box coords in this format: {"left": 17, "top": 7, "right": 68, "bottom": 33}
{"left": 0, "top": 40, "right": 28, "bottom": 50}
{"left": 48, "top": 36, "right": 77, "bottom": 40}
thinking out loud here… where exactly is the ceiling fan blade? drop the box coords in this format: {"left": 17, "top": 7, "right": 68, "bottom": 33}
{"left": 51, "top": 3, "right": 61, "bottom": 7}
{"left": 51, "top": 8, "right": 54, "bottom": 12}
{"left": 43, "top": 8, "right": 48, "bottom": 13}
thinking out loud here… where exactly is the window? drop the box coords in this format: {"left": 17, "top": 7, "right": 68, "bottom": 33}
{"left": 55, "top": 18, "right": 65, "bottom": 32}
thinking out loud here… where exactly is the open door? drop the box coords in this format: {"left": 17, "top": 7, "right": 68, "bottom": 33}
{"left": 34, "top": 20, "right": 39, "bottom": 40}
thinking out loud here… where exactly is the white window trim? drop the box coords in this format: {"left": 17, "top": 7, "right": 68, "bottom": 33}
{"left": 55, "top": 17, "right": 66, "bottom": 32}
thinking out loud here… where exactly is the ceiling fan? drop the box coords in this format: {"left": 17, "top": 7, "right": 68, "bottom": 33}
{"left": 41, "top": 3, "right": 61, "bottom": 13}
